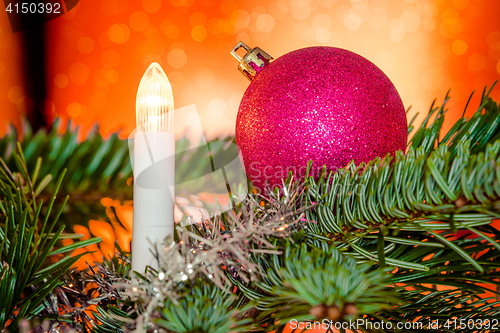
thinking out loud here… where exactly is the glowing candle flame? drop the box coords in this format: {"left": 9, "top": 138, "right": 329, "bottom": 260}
{"left": 136, "top": 62, "right": 174, "bottom": 132}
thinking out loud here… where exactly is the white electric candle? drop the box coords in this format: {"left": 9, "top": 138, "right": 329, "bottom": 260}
{"left": 132, "top": 62, "right": 175, "bottom": 273}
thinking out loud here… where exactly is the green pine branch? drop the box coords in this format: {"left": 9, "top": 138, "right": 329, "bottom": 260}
{"left": 0, "top": 119, "right": 240, "bottom": 230}
{"left": 225, "top": 84, "right": 500, "bottom": 332}
{"left": 80, "top": 84, "right": 500, "bottom": 333}
{"left": 232, "top": 243, "right": 401, "bottom": 332}
{"left": 299, "top": 85, "right": 500, "bottom": 269}
{"left": 2, "top": 83, "right": 500, "bottom": 333}
{"left": 0, "top": 144, "right": 100, "bottom": 332}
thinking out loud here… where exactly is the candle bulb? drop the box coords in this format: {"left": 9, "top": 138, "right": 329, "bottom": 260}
{"left": 132, "top": 62, "right": 175, "bottom": 273}
{"left": 136, "top": 63, "right": 174, "bottom": 132}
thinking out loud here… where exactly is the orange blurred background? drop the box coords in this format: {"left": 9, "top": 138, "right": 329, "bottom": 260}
{"left": 1, "top": 1, "right": 499, "bottom": 331}
{"left": 0, "top": 0, "right": 499, "bottom": 139}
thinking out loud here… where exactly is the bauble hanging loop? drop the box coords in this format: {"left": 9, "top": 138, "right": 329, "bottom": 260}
{"left": 231, "top": 41, "right": 273, "bottom": 81}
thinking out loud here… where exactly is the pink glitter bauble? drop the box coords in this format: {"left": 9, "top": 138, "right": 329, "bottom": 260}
{"left": 236, "top": 46, "right": 407, "bottom": 191}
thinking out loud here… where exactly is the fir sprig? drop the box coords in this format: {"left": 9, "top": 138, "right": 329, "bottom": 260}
{"left": 2, "top": 85, "right": 500, "bottom": 333}
{"left": 0, "top": 144, "right": 100, "bottom": 332}
{"left": 245, "top": 244, "right": 401, "bottom": 331}
{"left": 155, "top": 282, "right": 254, "bottom": 333}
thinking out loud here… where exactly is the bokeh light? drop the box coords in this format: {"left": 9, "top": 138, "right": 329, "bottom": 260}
{"left": 8, "top": 86, "right": 24, "bottom": 103}
{"left": 191, "top": 26, "right": 208, "bottom": 41}
{"left": 67, "top": 102, "right": 82, "bottom": 117}
{"left": 207, "top": 98, "right": 226, "bottom": 116}
{"left": 468, "top": 53, "right": 485, "bottom": 72}
{"left": 16, "top": 97, "right": 33, "bottom": 114}
{"left": 452, "top": 39, "right": 467, "bottom": 55}
{"left": 291, "top": 1, "right": 312, "bottom": 21}
{"left": 168, "top": 48, "right": 188, "bottom": 68}
{"left": 129, "top": 11, "right": 150, "bottom": 32}
{"left": 69, "top": 63, "right": 90, "bottom": 84}
{"left": 108, "top": 24, "right": 131, "bottom": 44}
{"left": 143, "top": 0, "right": 162, "bottom": 13}
{"left": 190, "top": 12, "right": 208, "bottom": 26}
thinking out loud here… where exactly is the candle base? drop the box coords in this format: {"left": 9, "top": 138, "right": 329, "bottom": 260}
{"left": 132, "top": 131, "right": 175, "bottom": 273}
